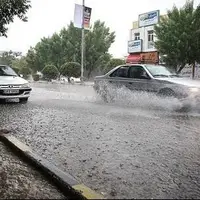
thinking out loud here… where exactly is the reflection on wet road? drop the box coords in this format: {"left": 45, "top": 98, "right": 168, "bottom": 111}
{"left": 1, "top": 82, "right": 200, "bottom": 199}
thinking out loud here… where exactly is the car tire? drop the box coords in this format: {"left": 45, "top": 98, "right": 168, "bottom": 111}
{"left": 158, "top": 89, "right": 192, "bottom": 112}
{"left": 19, "top": 98, "right": 28, "bottom": 104}
{"left": 158, "top": 88, "right": 176, "bottom": 98}
{"left": 178, "top": 104, "right": 192, "bottom": 112}
{"left": 100, "top": 87, "right": 114, "bottom": 103}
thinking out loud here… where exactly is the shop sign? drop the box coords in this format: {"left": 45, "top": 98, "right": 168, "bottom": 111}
{"left": 139, "top": 10, "right": 160, "bottom": 27}
{"left": 141, "top": 51, "right": 159, "bottom": 63}
{"left": 128, "top": 40, "right": 142, "bottom": 53}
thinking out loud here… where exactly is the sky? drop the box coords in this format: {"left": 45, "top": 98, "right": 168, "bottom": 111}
{"left": 0, "top": 0, "right": 199, "bottom": 58}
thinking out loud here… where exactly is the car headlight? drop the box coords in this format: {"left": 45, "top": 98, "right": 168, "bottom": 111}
{"left": 20, "top": 83, "right": 29, "bottom": 88}
{"left": 189, "top": 87, "right": 199, "bottom": 92}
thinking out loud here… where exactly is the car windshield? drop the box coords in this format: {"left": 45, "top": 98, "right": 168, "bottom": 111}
{"left": 0, "top": 65, "right": 18, "bottom": 76}
{"left": 145, "top": 65, "right": 178, "bottom": 78}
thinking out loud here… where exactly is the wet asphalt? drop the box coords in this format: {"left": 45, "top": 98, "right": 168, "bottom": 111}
{"left": 0, "top": 82, "right": 200, "bottom": 199}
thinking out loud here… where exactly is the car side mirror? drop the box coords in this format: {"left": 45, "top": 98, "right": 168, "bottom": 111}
{"left": 19, "top": 74, "right": 23, "bottom": 78}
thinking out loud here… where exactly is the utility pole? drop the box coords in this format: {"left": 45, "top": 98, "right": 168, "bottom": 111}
{"left": 81, "top": 0, "right": 85, "bottom": 82}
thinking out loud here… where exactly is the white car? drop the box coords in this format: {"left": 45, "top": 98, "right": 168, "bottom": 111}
{"left": 0, "top": 65, "right": 32, "bottom": 103}
{"left": 70, "top": 77, "right": 81, "bottom": 84}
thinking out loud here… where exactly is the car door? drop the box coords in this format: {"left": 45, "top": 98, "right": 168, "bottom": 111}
{"left": 107, "top": 66, "right": 130, "bottom": 89}
{"left": 126, "top": 65, "right": 151, "bottom": 92}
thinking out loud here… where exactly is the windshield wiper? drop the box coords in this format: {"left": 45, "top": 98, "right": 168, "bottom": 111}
{"left": 153, "top": 74, "right": 169, "bottom": 77}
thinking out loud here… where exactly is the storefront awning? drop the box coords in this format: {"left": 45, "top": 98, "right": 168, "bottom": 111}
{"left": 126, "top": 54, "right": 141, "bottom": 64}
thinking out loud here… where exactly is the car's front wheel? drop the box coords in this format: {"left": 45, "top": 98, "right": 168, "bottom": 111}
{"left": 19, "top": 98, "right": 28, "bottom": 104}
{"left": 157, "top": 88, "right": 176, "bottom": 98}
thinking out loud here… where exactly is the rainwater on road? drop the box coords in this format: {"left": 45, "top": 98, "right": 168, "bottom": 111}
{"left": 1, "top": 82, "right": 200, "bottom": 199}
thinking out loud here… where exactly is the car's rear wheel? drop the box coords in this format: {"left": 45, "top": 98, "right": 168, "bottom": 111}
{"left": 19, "top": 98, "right": 28, "bottom": 104}
{"left": 96, "top": 85, "right": 114, "bottom": 103}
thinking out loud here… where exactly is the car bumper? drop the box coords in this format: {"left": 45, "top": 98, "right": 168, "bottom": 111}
{"left": 0, "top": 88, "right": 32, "bottom": 99}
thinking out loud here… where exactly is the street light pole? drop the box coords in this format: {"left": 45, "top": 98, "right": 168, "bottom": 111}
{"left": 81, "top": 0, "right": 85, "bottom": 82}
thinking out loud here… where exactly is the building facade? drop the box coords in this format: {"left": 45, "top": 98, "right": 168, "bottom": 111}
{"left": 126, "top": 10, "right": 161, "bottom": 64}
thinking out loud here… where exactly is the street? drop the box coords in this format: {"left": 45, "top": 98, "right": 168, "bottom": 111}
{"left": 1, "top": 82, "right": 200, "bottom": 199}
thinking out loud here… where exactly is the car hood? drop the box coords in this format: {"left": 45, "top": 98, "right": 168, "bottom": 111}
{"left": 156, "top": 77, "right": 200, "bottom": 88}
{"left": 0, "top": 76, "right": 28, "bottom": 85}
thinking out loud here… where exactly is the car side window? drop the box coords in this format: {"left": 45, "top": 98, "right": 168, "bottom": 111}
{"left": 110, "top": 66, "right": 129, "bottom": 78}
{"left": 128, "top": 66, "right": 149, "bottom": 79}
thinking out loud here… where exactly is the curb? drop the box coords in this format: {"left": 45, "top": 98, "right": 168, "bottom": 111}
{"left": 31, "top": 81, "right": 94, "bottom": 87}
{"left": 0, "top": 134, "right": 104, "bottom": 200}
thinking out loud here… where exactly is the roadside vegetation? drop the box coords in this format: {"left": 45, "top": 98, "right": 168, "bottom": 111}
{"left": 1, "top": 0, "right": 200, "bottom": 79}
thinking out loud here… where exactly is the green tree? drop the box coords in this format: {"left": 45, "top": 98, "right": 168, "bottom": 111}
{"left": 0, "top": 50, "right": 21, "bottom": 66}
{"left": 154, "top": 0, "right": 200, "bottom": 75}
{"left": 19, "top": 66, "right": 31, "bottom": 79}
{"left": 85, "top": 20, "right": 115, "bottom": 78}
{"left": 11, "top": 56, "right": 27, "bottom": 69}
{"left": 11, "top": 67, "right": 20, "bottom": 75}
{"left": 60, "top": 22, "right": 82, "bottom": 64}
{"left": 26, "top": 47, "right": 43, "bottom": 73}
{"left": 104, "top": 58, "right": 125, "bottom": 73}
{"left": 60, "top": 62, "right": 81, "bottom": 78}
{"left": 26, "top": 20, "right": 115, "bottom": 79}
{"left": 11, "top": 56, "right": 28, "bottom": 75}
{"left": 42, "top": 65, "right": 59, "bottom": 81}
{"left": 0, "top": 0, "right": 31, "bottom": 37}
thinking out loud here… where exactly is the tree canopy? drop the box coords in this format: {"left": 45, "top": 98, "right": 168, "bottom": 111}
{"left": 42, "top": 64, "right": 59, "bottom": 81}
{"left": 154, "top": 0, "right": 200, "bottom": 73}
{"left": 0, "top": 51, "right": 21, "bottom": 66}
{"left": 25, "top": 20, "right": 115, "bottom": 78}
{"left": 60, "top": 62, "right": 81, "bottom": 78}
{"left": 104, "top": 58, "right": 125, "bottom": 73}
{"left": 0, "top": 0, "right": 31, "bottom": 37}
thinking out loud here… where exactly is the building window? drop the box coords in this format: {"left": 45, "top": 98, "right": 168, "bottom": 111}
{"left": 148, "top": 30, "right": 154, "bottom": 41}
{"left": 134, "top": 33, "right": 140, "bottom": 40}
{"left": 148, "top": 30, "right": 154, "bottom": 49}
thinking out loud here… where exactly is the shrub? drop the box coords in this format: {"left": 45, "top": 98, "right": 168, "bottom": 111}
{"left": 32, "top": 74, "right": 40, "bottom": 81}
{"left": 42, "top": 65, "right": 59, "bottom": 81}
{"left": 60, "top": 62, "right": 81, "bottom": 78}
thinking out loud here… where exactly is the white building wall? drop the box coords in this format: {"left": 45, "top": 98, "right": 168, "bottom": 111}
{"left": 130, "top": 25, "right": 157, "bottom": 52}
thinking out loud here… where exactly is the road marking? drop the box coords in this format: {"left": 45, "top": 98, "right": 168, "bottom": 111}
{"left": 72, "top": 184, "right": 105, "bottom": 199}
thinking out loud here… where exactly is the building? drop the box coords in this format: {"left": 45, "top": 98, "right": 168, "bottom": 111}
{"left": 126, "top": 10, "right": 162, "bottom": 64}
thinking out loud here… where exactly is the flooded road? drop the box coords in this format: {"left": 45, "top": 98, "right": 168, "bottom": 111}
{"left": 1, "top": 82, "right": 200, "bottom": 199}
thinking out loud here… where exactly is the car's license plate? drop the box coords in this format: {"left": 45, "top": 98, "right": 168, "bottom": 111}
{"left": 3, "top": 89, "right": 19, "bottom": 94}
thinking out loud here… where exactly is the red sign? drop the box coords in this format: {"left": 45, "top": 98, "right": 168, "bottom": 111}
{"left": 84, "top": 6, "right": 92, "bottom": 29}
{"left": 140, "top": 52, "right": 159, "bottom": 63}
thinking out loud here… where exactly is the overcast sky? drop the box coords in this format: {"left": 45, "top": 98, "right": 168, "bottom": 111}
{"left": 0, "top": 0, "right": 199, "bottom": 57}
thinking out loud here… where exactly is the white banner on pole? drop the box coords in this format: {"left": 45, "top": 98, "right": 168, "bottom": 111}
{"left": 74, "top": 4, "right": 83, "bottom": 29}
{"left": 74, "top": 4, "right": 92, "bottom": 30}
